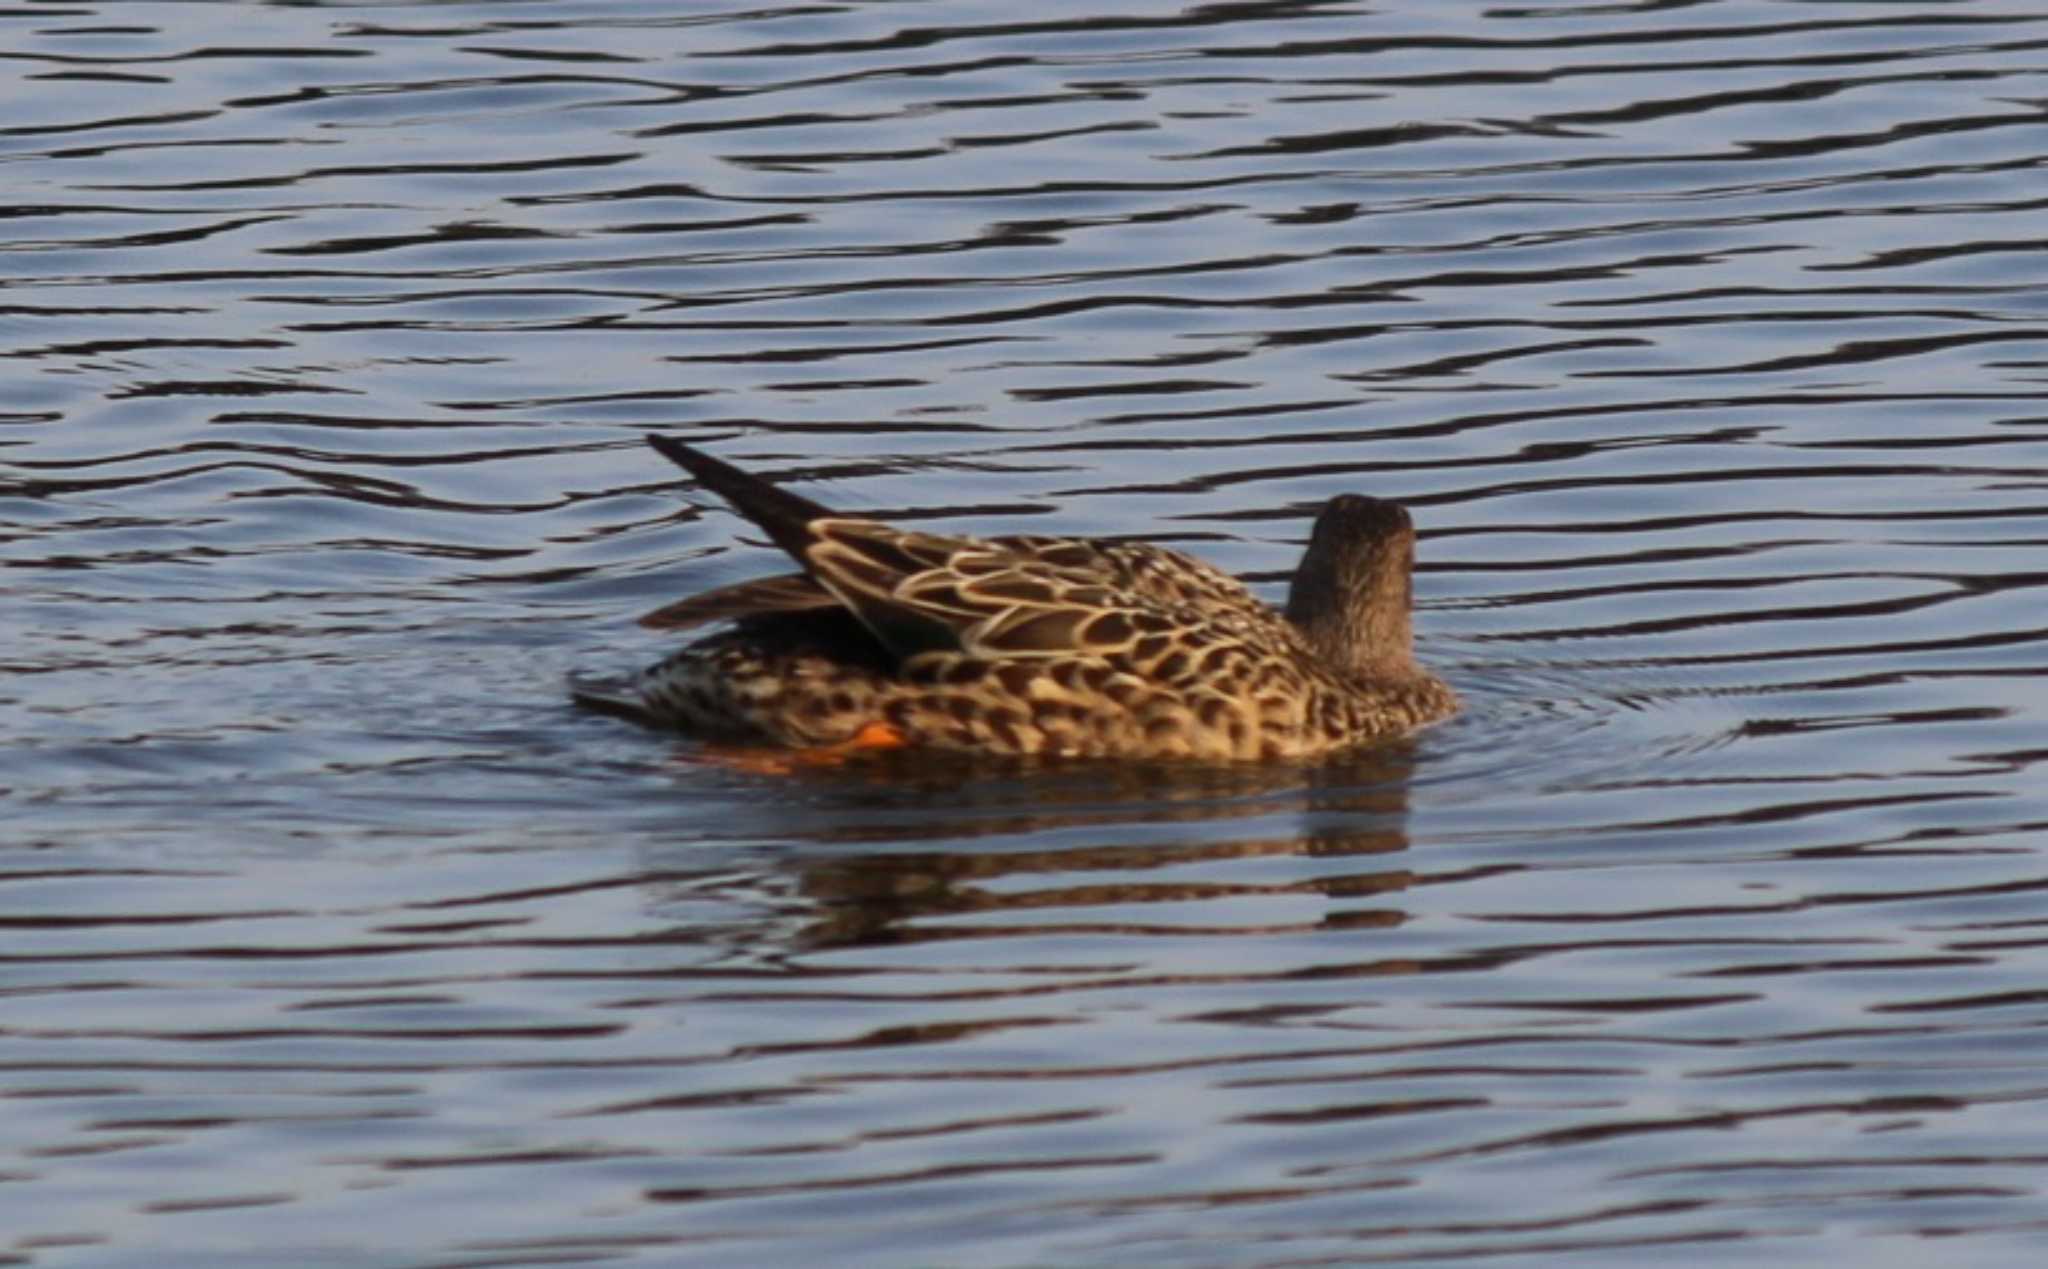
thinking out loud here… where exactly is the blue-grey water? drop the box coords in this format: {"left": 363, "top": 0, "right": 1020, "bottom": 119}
{"left": 6, "top": 1, "right": 2048, "bottom": 1265}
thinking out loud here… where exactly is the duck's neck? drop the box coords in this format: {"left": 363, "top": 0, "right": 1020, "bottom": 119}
{"left": 1284, "top": 567, "right": 1417, "bottom": 683}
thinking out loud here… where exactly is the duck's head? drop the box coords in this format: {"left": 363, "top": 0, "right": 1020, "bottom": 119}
{"left": 1283, "top": 494, "right": 1423, "bottom": 680}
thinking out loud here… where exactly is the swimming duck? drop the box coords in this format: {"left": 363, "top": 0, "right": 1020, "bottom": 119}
{"left": 616, "top": 434, "right": 1456, "bottom": 762}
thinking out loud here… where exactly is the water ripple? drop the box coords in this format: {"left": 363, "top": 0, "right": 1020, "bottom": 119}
{"left": 6, "top": 1, "right": 2048, "bottom": 1265}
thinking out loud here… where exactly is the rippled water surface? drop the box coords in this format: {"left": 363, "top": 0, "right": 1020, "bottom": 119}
{"left": 7, "top": 1, "right": 2048, "bottom": 1264}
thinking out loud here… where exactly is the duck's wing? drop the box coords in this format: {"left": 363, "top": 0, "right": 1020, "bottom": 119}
{"left": 645, "top": 434, "right": 994, "bottom": 656}
{"left": 997, "top": 536, "right": 1263, "bottom": 614}
{"left": 637, "top": 573, "right": 835, "bottom": 631}
{"left": 808, "top": 521, "right": 1246, "bottom": 664}
{"left": 635, "top": 536, "right": 1261, "bottom": 642}
{"left": 647, "top": 434, "right": 834, "bottom": 566}
{"left": 799, "top": 520, "right": 999, "bottom": 658}
{"left": 645, "top": 434, "right": 1274, "bottom": 664}
{"left": 640, "top": 434, "right": 852, "bottom": 631}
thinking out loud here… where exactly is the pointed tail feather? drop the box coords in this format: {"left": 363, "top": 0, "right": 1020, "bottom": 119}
{"left": 568, "top": 672, "right": 658, "bottom": 725}
{"left": 646, "top": 434, "right": 833, "bottom": 566}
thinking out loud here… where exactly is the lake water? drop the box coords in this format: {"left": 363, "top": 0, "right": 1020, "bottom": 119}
{"left": 6, "top": 1, "right": 2048, "bottom": 1264}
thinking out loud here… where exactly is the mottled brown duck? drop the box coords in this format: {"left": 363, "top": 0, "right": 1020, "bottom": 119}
{"left": 614, "top": 434, "right": 1456, "bottom": 762}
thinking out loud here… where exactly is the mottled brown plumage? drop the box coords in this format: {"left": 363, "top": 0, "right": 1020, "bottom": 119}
{"left": 625, "top": 435, "right": 1456, "bottom": 761}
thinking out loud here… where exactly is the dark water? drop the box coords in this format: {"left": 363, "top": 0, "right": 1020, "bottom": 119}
{"left": 6, "top": 1, "right": 2048, "bottom": 1264}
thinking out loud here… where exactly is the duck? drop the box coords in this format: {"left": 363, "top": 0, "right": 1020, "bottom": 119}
{"left": 607, "top": 434, "right": 1456, "bottom": 762}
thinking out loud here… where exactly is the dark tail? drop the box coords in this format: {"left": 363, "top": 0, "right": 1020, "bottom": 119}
{"left": 646, "top": 434, "right": 835, "bottom": 566}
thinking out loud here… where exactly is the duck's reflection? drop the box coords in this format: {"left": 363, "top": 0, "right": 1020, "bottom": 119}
{"left": 739, "top": 743, "right": 1423, "bottom": 952}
